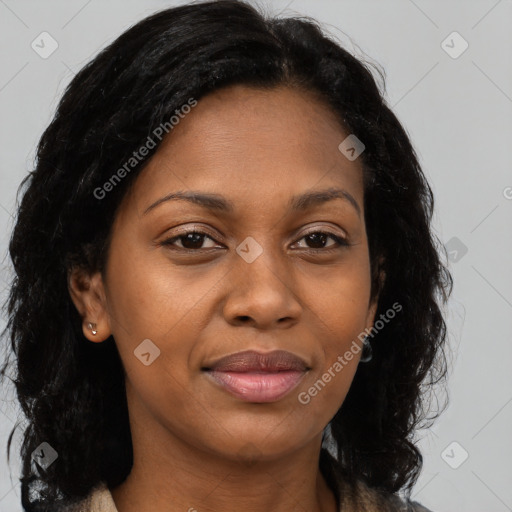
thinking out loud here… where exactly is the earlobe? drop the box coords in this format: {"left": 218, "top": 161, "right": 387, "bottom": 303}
{"left": 68, "top": 268, "right": 111, "bottom": 342}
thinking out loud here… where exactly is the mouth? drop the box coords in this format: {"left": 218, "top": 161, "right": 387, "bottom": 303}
{"left": 202, "top": 350, "right": 310, "bottom": 403}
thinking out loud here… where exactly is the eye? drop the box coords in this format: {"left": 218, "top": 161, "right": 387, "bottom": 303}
{"left": 293, "top": 230, "right": 349, "bottom": 251}
{"left": 160, "top": 230, "right": 221, "bottom": 251}
{"left": 160, "top": 228, "right": 349, "bottom": 253}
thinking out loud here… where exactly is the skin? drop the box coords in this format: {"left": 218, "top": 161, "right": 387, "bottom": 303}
{"left": 69, "top": 84, "right": 380, "bottom": 512}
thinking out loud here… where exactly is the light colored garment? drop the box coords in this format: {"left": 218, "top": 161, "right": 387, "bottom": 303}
{"left": 67, "top": 480, "right": 433, "bottom": 512}
{"left": 67, "top": 482, "right": 118, "bottom": 512}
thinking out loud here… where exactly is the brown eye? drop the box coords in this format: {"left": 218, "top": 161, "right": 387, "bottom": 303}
{"left": 161, "top": 231, "right": 219, "bottom": 250}
{"left": 294, "top": 231, "right": 348, "bottom": 250}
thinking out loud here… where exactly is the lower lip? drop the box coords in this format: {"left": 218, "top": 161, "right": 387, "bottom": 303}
{"left": 205, "top": 370, "right": 306, "bottom": 402}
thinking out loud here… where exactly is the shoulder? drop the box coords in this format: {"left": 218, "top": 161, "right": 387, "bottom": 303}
{"left": 347, "top": 477, "right": 435, "bottom": 512}
{"left": 319, "top": 449, "right": 435, "bottom": 512}
{"left": 385, "top": 491, "right": 435, "bottom": 512}
{"left": 409, "top": 501, "right": 435, "bottom": 512}
{"left": 50, "top": 481, "right": 118, "bottom": 512}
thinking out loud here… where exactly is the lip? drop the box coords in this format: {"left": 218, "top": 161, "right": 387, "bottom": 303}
{"left": 203, "top": 350, "right": 309, "bottom": 403}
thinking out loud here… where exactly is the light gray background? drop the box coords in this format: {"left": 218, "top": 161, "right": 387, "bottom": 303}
{"left": 0, "top": 1, "right": 511, "bottom": 511}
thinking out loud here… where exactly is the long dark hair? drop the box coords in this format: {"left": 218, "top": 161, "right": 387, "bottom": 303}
{"left": 1, "top": 1, "right": 452, "bottom": 510}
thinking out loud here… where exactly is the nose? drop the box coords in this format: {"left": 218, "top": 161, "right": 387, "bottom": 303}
{"left": 222, "top": 243, "right": 302, "bottom": 330}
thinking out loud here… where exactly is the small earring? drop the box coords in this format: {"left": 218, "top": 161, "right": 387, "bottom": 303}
{"left": 87, "top": 322, "right": 97, "bottom": 336}
{"left": 360, "top": 335, "right": 373, "bottom": 363}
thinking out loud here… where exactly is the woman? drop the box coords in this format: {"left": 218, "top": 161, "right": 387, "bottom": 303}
{"left": 1, "top": 1, "right": 452, "bottom": 511}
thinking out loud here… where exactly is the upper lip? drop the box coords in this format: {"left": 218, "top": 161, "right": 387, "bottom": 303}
{"left": 203, "top": 350, "right": 309, "bottom": 372}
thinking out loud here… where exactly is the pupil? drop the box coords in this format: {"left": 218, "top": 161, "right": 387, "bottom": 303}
{"left": 182, "top": 233, "right": 204, "bottom": 249}
{"left": 307, "top": 233, "right": 326, "bottom": 248}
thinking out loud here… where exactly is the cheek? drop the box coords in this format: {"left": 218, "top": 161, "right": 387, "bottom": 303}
{"left": 295, "top": 255, "right": 371, "bottom": 411}
{"left": 123, "top": 360, "right": 210, "bottom": 451}
{"left": 295, "top": 343, "right": 359, "bottom": 434}
{"left": 104, "top": 237, "right": 218, "bottom": 342}
{"left": 304, "top": 254, "right": 373, "bottom": 341}
{"left": 105, "top": 252, "right": 209, "bottom": 431}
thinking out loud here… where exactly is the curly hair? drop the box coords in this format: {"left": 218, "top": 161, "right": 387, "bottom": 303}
{"left": 0, "top": 1, "right": 452, "bottom": 510}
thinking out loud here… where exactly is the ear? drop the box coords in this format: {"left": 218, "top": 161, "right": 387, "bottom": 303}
{"left": 365, "top": 262, "right": 386, "bottom": 331}
{"left": 68, "top": 267, "right": 111, "bottom": 343}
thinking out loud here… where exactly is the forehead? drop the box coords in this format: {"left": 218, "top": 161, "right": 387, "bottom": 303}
{"left": 126, "top": 84, "right": 364, "bottom": 215}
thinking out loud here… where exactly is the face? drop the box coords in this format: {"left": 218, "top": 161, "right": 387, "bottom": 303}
{"left": 70, "top": 84, "right": 378, "bottom": 463}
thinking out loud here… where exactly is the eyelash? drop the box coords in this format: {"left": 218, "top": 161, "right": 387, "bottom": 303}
{"left": 160, "top": 229, "right": 349, "bottom": 253}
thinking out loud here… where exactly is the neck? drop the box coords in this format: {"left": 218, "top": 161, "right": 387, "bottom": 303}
{"left": 110, "top": 405, "right": 337, "bottom": 512}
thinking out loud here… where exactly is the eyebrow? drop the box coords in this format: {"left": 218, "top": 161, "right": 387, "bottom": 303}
{"left": 143, "top": 187, "right": 361, "bottom": 217}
